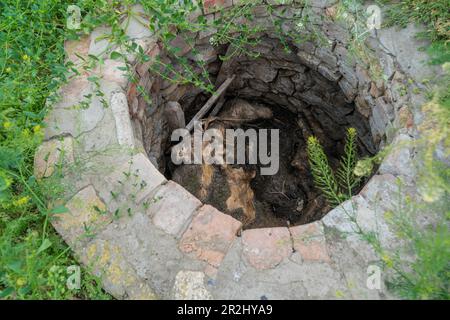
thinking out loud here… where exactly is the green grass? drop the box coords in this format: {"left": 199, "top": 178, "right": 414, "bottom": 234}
{"left": 0, "top": 0, "right": 110, "bottom": 299}
{"left": 307, "top": 128, "right": 361, "bottom": 207}
{"left": 376, "top": 88, "right": 450, "bottom": 300}
{"left": 375, "top": 0, "right": 450, "bottom": 299}
{"left": 379, "top": 0, "right": 450, "bottom": 65}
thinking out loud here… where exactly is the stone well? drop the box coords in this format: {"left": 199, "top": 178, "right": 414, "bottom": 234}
{"left": 140, "top": 33, "right": 380, "bottom": 229}
{"left": 35, "top": 1, "right": 439, "bottom": 299}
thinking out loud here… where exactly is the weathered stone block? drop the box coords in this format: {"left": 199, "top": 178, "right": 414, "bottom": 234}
{"left": 179, "top": 205, "right": 241, "bottom": 268}
{"left": 370, "top": 81, "right": 383, "bottom": 98}
{"left": 249, "top": 79, "right": 270, "bottom": 92}
{"left": 322, "top": 20, "right": 350, "bottom": 44}
{"left": 297, "top": 50, "right": 320, "bottom": 70}
{"left": 198, "top": 14, "right": 217, "bottom": 39}
{"left": 252, "top": 4, "right": 270, "bottom": 17}
{"left": 272, "top": 6, "right": 302, "bottom": 19}
{"left": 338, "top": 78, "right": 357, "bottom": 102}
{"left": 89, "top": 211, "right": 206, "bottom": 298}
{"left": 338, "top": 63, "right": 358, "bottom": 88}
{"left": 169, "top": 35, "right": 193, "bottom": 56}
{"left": 375, "top": 96, "right": 395, "bottom": 122}
{"left": 146, "top": 181, "right": 202, "bottom": 236}
{"left": 271, "top": 76, "right": 295, "bottom": 95}
{"left": 355, "top": 65, "right": 372, "bottom": 90}
{"left": 354, "top": 95, "right": 371, "bottom": 118}
{"left": 395, "top": 105, "right": 414, "bottom": 130}
{"left": 309, "top": 0, "right": 338, "bottom": 8}
{"left": 241, "top": 227, "right": 292, "bottom": 270}
{"left": 65, "top": 35, "right": 90, "bottom": 65}
{"left": 315, "top": 47, "right": 337, "bottom": 68}
{"left": 52, "top": 185, "right": 111, "bottom": 247}
{"left": 102, "top": 60, "right": 129, "bottom": 89}
{"left": 172, "top": 271, "right": 213, "bottom": 300}
{"left": 164, "top": 101, "right": 186, "bottom": 131}
{"left": 378, "top": 24, "right": 440, "bottom": 81}
{"left": 97, "top": 153, "right": 166, "bottom": 213}
{"left": 370, "top": 96, "right": 394, "bottom": 139}
{"left": 76, "top": 105, "right": 118, "bottom": 152}
{"left": 188, "top": 45, "right": 218, "bottom": 64}
{"left": 379, "top": 134, "right": 415, "bottom": 178}
{"left": 369, "top": 116, "right": 383, "bottom": 143}
{"left": 290, "top": 222, "right": 330, "bottom": 262}
{"left": 203, "top": 0, "right": 233, "bottom": 14}
{"left": 292, "top": 40, "right": 316, "bottom": 55}
{"left": 110, "top": 91, "right": 135, "bottom": 147}
{"left": 122, "top": 5, "right": 153, "bottom": 40}
{"left": 321, "top": 199, "right": 357, "bottom": 234}
{"left": 44, "top": 77, "right": 106, "bottom": 139}
{"left": 34, "top": 137, "right": 75, "bottom": 179}
{"left": 89, "top": 26, "right": 112, "bottom": 57}
{"left": 333, "top": 44, "right": 351, "bottom": 64}
{"left": 317, "top": 63, "right": 341, "bottom": 82}
{"left": 360, "top": 174, "right": 398, "bottom": 208}
{"left": 188, "top": 0, "right": 203, "bottom": 22}
{"left": 352, "top": 193, "right": 397, "bottom": 250}
{"left": 247, "top": 61, "right": 278, "bottom": 83}
{"left": 80, "top": 238, "right": 158, "bottom": 299}
{"left": 266, "top": 0, "right": 294, "bottom": 6}
{"left": 297, "top": 89, "right": 327, "bottom": 107}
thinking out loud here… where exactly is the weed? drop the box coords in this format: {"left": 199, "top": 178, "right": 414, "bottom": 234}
{"left": 307, "top": 128, "right": 365, "bottom": 206}
{"left": 0, "top": 0, "right": 111, "bottom": 299}
{"left": 379, "top": 0, "right": 450, "bottom": 65}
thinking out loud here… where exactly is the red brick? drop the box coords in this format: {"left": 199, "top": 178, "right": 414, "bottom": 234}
{"left": 242, "top": 227, "right": 292, "bottom": 270}
{"left": 179, "top": 205, "right": 241, "bottom": 267}
{"left": 290, "top": 222, "right": 330, "bottom": 262}
{"left": 148, "top": 181, "right": 201, "bottom": 236}
{"left": 65, "top": 35, "right": 90, "bottom": 64}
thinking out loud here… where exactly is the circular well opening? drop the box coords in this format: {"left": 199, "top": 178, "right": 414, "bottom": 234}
{"left": 137, "top": 34, "right": 379, "bottom": 229}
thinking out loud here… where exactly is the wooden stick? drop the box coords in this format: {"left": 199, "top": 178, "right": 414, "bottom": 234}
{"left": 186, "top": 75, "right": 235, "bottom": 132}
{"left": 204, "top": 45, "right": 239, "bottom": 123}
{"left": 206, "top": 117, "right": 256, "bottom": 122}
{"left": 209, "top": 94, "right": 226, "bottom": 117}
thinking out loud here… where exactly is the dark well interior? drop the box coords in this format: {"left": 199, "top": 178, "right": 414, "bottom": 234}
{"left": 147, "top": 37, "right": 377, "bottom": 229}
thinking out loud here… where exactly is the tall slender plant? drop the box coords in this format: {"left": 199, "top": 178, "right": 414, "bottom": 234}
{"left": 307, "top": 136, "right": 344, "bottom": 206}
{"left": 336, "top": 127, "right": 360, "bottom": 198}
{"left": 307, "top": 127, "right": 363, "bottom": 206}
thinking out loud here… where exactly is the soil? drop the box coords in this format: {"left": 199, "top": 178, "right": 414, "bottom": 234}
{"left": 166, "top": 97, "right": 336, "bottom": 229}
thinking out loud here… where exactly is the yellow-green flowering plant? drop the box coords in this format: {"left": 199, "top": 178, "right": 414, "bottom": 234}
{"left": 307, "top": 127, "right": 371, "bottom": 207}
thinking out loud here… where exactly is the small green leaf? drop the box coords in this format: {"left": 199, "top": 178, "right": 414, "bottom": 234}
{"left": 88, "top": 54, "right": 99, "bottom": 61}
{"left": 18, "top": 286, "right": 31, "bottom": 296}
{"left": 110, "top": 51, "right": 123, "bottom": 60}
{"left": 7, "top": 260, "right": 22, "bottom": 272}
{"left": 50, "top": 205, "right": 69, "bottom": 214}
{"left": 0, "top": 287, "right": 14, "bottom": 298}
{"left": 36, "top": 239, "right": 52, "bottom": 255}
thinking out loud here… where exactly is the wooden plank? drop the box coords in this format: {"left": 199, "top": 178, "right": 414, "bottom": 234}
{"left": 186, "top": 75, "right": 235, "bottom": 131}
